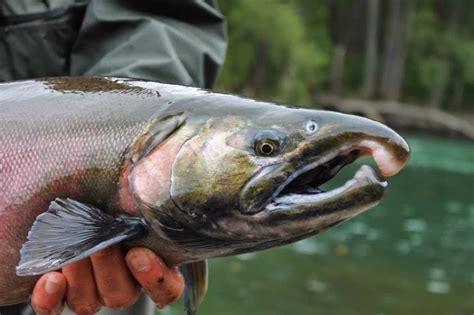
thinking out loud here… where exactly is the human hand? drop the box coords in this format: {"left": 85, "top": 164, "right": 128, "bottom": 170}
{"left": 30, "top": 246, "right": 184, "bottom": 314}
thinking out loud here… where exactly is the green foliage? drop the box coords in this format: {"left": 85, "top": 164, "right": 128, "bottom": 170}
{"left": 217, "top": 0, "right": 474, "bottom": 111}
{"left": 453, "top": 39, "right": 474, "bottom": 83}
{"left": 218, "top": 0, "right": 330, "bottom": 106}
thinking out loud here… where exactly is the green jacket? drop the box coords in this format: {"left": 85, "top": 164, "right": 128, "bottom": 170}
{"left": 0, "top": 0, "right": 227, "bottom": 88}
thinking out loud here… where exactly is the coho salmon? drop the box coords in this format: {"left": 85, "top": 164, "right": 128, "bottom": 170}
{"left": 0, "top": 77, "right": 409, "bottom": 314}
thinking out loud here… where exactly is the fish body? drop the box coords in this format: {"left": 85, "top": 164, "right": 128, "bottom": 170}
{"left": 0, "top": 77, "right": 409, "bottom": 311}
{"left": 0, "top": 77, "right": 160, "bottom": 304}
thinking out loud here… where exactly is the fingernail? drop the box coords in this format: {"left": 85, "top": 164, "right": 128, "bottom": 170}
{"left": 129, "top": 251, "right": 151, "bottom": 272}
{"left": 45, "top": 276, "right": 61, "bottom": 295}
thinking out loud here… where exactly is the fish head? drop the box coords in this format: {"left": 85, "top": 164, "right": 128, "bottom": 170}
{"left": 136, "top": 97, "right": 409, "bottom": 259}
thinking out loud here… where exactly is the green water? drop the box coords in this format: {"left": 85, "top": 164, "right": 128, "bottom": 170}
{"left": 162, "top": 134, "right": 474, "bottom": 315}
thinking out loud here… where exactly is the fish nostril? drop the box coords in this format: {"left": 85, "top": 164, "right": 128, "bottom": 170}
{"left": 305, "top": 120, "right": 318, "bottom": 135}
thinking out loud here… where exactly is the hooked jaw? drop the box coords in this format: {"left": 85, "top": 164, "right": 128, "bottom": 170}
{"left": 358, "top": 139, "right": 408, "bottom": 177}
{"left": 235, "top": 118, "right": 410, "bottom": 240}
{"left": 251, "top": 165, "right": 386, "bottom": 242}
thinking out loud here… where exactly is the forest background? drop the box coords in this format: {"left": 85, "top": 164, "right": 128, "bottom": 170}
{"left": 217, "top": 0, "right": 474, "bottom": 118}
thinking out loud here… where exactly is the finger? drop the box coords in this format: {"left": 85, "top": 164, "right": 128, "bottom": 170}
{"left": 126, "top": 247, "right": 185, "bottom": 308}
{"left": 62, "top": 258, "right": 101, "bottom": 314}
{"left": 31, "top": 272, "right": 66, "bottom": 315}
{"left": 90, "top": 244, "right": 139, "bottom": 309}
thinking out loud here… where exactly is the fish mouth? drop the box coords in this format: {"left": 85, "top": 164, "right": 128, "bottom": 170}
{"left": 240, "top": 136, "right": 408, "bottom": 221}
{"left": 265, "top": 163, "right": 386, "bottom": 213}
{"left": 264, "top": 145, "right": 387, "bottom": 213}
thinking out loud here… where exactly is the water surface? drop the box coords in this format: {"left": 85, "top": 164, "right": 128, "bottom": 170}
{"left": 163, "top": 134, "right": 474, "bottom": 315}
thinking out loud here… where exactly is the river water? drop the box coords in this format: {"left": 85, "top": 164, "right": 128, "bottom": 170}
{"left": 164, "top": 134, "right": 474, "bottom": 315}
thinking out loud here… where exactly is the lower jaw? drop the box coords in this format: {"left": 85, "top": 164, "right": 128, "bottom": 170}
{"left": 226, "top": 196, "right": 382, "bottom": 256}
{"left": 209, "top": 165, "right": 386, "bottom": 243}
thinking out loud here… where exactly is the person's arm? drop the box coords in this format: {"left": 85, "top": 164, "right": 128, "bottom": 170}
{"left": 70, "top": 0, "right": 227, "bottom": 88}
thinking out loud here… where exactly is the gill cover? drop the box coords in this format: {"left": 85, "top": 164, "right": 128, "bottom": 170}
{"left": 169, "top": 116, "right": 259, "bottom": 217}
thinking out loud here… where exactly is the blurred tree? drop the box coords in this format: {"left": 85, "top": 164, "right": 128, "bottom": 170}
{"left": 362, "top": 0, "right": 380, "bottom": 98}
{"left": 217, "top": 0, "right": 474, "bottom": 112}
{"left": 218, "top": 0, "right": 330, "bottom": 105}
{"left": 380, "top": 0, "right": 411, "bottom": 101}
{"left": 330, "top": 44, "right": 346, "bottom": 96}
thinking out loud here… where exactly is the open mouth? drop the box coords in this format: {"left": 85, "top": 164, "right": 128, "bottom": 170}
{"left": 279, "top": 149, "right": 367, "bottom": 195}
{"left": 266, "top": 161, "right": 386, "bottom": 212}
{"left": 259, "top": 140, "right": 405, "bottom": 213}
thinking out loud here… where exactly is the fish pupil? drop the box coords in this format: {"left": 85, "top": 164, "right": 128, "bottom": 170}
{"left": 261, "top": 143, "right": 273, "bottom": 155}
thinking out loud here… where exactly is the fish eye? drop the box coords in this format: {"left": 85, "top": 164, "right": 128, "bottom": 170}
{"left": 305, "top": 120, "right": 318, "bottom": 134}
{"left": 256, "top": 140, "right": 278, "bottom": 156}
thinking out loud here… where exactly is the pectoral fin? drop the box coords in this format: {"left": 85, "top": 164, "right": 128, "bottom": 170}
{"left": 16, "top": 198, "right": 146, "bottom": 276}
{"left": 180, "top": 260, "right": 209, "bottom": 315}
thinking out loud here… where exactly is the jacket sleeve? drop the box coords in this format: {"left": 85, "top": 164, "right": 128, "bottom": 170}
{"left": 70, "top": 0, "right": 227, "bottom": 88}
